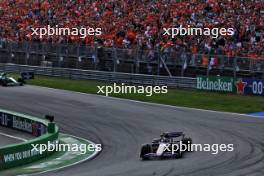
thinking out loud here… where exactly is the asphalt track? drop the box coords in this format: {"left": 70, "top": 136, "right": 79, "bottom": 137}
{"left": 0, "top": 127, "right": 33, "bottom": 146}
{"left": 1, "top": 86, "right": 264, "bottom": 176}
{"left": 0, "top": 128, "right": 22, "bottom": 146}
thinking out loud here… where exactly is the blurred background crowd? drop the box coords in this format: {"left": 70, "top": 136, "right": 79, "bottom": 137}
{"left": 0, "top": 0, "right": 263, "bottom": 59}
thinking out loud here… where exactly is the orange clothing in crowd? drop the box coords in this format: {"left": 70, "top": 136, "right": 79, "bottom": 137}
{"left": 0, "top": 0, "right": 262, "bottom": 58}
{"left": 248, "top": 53, "right": 258, "bottom": 60}
{"left": 191, "top": 45, "right": 198, "bottom": 54}
{"left": 202, "top": 54, "right": 208, "bottom": 67}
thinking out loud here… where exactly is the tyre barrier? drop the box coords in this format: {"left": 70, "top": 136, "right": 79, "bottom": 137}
{"left": 0, "top": 108, "right": 59, "bottom": 170}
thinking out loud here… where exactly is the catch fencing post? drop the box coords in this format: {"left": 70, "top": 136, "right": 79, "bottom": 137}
{"left": 113, "top": 47, "right": 117, "bottom": 72}
{"left": 157, "top": 49, "right": 160, "bottom": 76}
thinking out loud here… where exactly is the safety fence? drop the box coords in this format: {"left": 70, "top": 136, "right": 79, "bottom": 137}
{"left": 0, "top": 40, "right": 263, "bottom": 78}
{"left": 0, "top": 108, "right": 59, "bottom": 170}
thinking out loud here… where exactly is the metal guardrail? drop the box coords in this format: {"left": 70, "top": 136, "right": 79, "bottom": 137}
{"left": 0, "top": 63, "right": 197, "bottom": 88}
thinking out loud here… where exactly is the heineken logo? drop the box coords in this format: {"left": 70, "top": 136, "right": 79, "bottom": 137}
{"left": 197, "top": 77, "right": 234, "bottom": 92}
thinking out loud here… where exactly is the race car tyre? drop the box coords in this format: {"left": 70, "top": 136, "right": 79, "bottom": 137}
{"left": 2, "top": 80, "right": 7, "bottom": 87}
{"left": 176, "top": 151, "right": 183, "bottom": 159}
{"left": 182, "top": 137, "right": 192, "bottom": 152}
{"left": 140, "top": 144, "right": 151, "bottom": 160}
{"left": 17, "top": 78, "right": 25, "bottom": 86}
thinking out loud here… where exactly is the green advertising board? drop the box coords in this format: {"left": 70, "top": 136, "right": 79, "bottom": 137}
{"left": 197, "top": 76, "right": 236, "bottom": 93}
{"left": 0, "top": 109, "right": 59, "bottom": 170}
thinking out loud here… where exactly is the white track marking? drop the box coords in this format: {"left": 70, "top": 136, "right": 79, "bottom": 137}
{"left": 33, "top": 85, "right": 264, "bottom": 119}
{"left": 0, "top": 132, "right": 27, "bottom": 142}
{"left": 19, "top": 133, "right": 100, "bottom": 176}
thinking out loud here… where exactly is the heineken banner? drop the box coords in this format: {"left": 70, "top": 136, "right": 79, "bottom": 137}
{"left": 197, "top": 76, "right": 264, "bottom": 96}
{"left": 197, "top": 76, "right": 235, "bottom": 93}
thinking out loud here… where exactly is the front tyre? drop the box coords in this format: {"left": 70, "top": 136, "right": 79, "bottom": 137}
{"left": 140, "top": 144, "right": 151, "bottom": 160}
{"left": 17, "top": 78, "right": 25, "bottom": 86}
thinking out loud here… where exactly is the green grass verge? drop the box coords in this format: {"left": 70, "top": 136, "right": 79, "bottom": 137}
{"left": 16, "top": 74, "right": 264, "bottom": 114}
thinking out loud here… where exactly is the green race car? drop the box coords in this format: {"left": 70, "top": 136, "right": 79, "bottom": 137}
{"left": 0, "top": 72, "right": 24, "bottom": 86}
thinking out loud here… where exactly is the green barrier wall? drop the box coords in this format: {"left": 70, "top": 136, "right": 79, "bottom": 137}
{"left": 0, "top": 108, "right": 59, "bottom": 170}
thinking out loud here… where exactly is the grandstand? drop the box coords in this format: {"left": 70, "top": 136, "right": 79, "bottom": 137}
{"left": 0, "top": 0, "right": 263, "bottom": 77}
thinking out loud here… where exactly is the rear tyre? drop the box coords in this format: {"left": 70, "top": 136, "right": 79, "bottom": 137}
{"left": 182, "top": 137, "right": 192, "bottom": 152}
{"left": 2, "top": 80, "right": 7, "bottom": 87}
{"left": 178, "top": 151, "right": 183, "bottom": 158}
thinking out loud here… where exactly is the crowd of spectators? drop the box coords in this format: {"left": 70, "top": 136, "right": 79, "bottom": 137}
{"left": 0, "top": 0, "right": 263, "bottom": 59}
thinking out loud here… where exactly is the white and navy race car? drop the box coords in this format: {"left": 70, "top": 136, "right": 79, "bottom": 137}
{"left": 140, "top": 132, "right": 192, "bottom": 160}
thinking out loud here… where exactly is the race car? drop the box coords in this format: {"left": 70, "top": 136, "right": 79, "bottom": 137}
{"left": 0, "top": 72, "right": 25, "bottom": 86}
{"left": 140, "top": 132, "right": 192, "bottom": 160}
